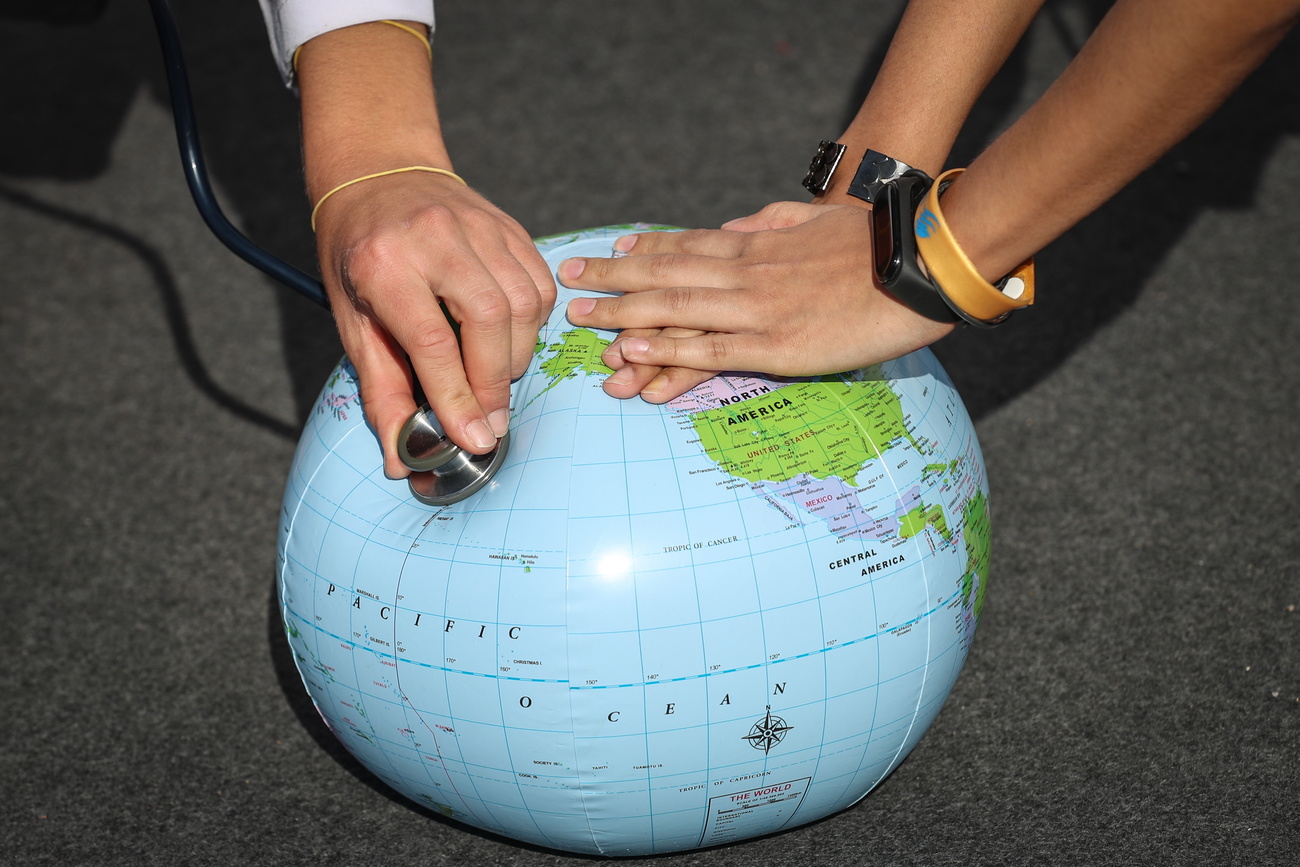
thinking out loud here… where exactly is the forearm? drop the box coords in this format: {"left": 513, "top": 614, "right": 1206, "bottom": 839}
{"left": 296, "top": 21, "right": 451, "bottom": 207}
{"left": 559, "top": 0, "right": 1299, "bottom": 391}
{"left": 821, "top": 0, "right": 1047, "bottom": 199}
{"left": 944, "top": 0, "right": 1300, "bottom": 281}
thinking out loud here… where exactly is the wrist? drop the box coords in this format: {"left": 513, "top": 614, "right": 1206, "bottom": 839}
{"left": 932, "top": 172, "right": 1027, "bottom": 283}
{"left": 309, "top": 166, "right": 469, "bottom": 233}
{"left": 305, "top": 144, "right": 455, "bottom": 206}
{"left": 825, "top": 110, "right": 956, "bottom": 193}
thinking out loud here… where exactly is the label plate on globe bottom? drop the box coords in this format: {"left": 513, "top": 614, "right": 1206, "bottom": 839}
{"left": 699, "top": 776, "right": 812, "bottom": 848}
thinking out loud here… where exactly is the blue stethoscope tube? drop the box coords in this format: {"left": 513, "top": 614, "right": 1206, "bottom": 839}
{"left": 146, "top": 0, "right": 329, "bottom": 309}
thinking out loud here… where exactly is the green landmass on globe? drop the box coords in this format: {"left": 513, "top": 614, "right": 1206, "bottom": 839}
{"left": 962, "top": 489, "right": 992, "bottom": 616}
{"left": 529, "top": 327, "right": 615, "bottom": 406}
{"left": 527, "top": 327, "right": 927, "bottom": 491}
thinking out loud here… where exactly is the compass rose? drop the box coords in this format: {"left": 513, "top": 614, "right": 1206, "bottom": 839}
{"left": 743, "top": 706, "right": 794, "bottom": 754}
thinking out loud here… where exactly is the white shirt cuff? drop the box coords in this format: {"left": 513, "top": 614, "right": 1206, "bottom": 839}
{"left": 257, "top": 0, "right": 436, "bottom": 85}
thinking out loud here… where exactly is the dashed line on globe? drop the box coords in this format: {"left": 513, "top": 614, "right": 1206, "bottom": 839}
{"left": 284, "top": 595, "right": 951, "bottom": 689}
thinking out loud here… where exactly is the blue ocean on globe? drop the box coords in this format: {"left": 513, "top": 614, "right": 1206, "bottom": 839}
{"left": 277, "top": 225, "right": 991, "bottom": 856}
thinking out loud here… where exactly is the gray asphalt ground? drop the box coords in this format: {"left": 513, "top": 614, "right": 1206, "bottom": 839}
{"left": 2, "top": 2, "right": 1297, "bottom": 865}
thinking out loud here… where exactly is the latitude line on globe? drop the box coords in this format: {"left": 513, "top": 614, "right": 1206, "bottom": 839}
{"left": 283, "top": 596, "right": 952, "bottom": 689}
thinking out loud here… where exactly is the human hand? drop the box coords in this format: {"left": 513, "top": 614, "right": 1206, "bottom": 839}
{"left": 560, "top": 202, "right": 956, "bottom": 393}
{"left": 599, "top": 326, "right": 721, "bottom": 403}
{"left": 313, "top": 171, "right": 556, "bottom": 477}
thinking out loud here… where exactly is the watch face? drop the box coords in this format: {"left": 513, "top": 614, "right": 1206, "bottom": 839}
{"left": 872, "top": 180, "right": 904, "bottom": 284}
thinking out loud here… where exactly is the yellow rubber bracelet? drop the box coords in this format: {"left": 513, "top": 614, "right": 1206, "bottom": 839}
{"left": 913, "top": 168, "right": 1035, "bottom": 325}
{"left": 378, "top": 19, "right": 433, "bottom": 60}
{"left": 310, "top": 166, "right": 467, "bottom": 231}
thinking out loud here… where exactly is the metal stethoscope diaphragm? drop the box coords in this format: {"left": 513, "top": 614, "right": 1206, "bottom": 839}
{"left": 398, "top": 406, "right": 510, "bottom": 506}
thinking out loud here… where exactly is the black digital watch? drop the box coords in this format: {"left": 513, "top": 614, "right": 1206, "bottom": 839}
{"left": 871, "top": 172, "right": 962, "bottom": 324}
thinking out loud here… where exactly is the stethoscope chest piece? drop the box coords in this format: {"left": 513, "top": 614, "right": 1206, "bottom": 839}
{"left": 398, "top": 404, "right": 510, "bottom": 506}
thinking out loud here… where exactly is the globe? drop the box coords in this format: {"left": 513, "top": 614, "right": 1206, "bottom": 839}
{"left": 277, "top": 225, "right": 991, "bottom": 856}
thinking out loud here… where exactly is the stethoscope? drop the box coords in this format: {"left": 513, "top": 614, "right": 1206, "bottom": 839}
{"left": 146, "top": 0, "right": 508, "bottom": 506}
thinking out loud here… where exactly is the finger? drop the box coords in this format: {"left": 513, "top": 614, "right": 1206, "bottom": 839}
{"left": 612, "top": 227, "right": 749, "bottom": 259}
{"left": 401, "top": 219, "right": 534, "bottom": 441}
{"left": 330, "top": 213, "right": 503, "bottom": 450}
{"left": 406, "top": 215, "right": 544, "bottom": 426}
{"left": 611, "top": 331, "right": 781, "bottom": 375}
{"left": 567, "top": 285, "right": 749, "bottom": 334}
{"left": 501, "top": 235, "right": 558, "bottom": 378}
{"left": 601, "top": 361, "right": 661, "bottom": 399}
{"left": 559, "top": 250, "right": 742, "bottom": 295}
{"left": 618, "top": 327, "right": 720, "bottom": 403}
{"left": 375, "top": 274, "right": 501, "bottom": 456}
{"left": 602, "top": 327, "right": 650, "bottom": 371}
{"left": 429, "top": 266, "right": 516, "bottom": 450}
{"left": 365, "top": 195, "right": 546, "bottom": 428}
{"left": 603, "top": 358, "right": 719, "bottom": 402}
{"left": 638, "top": 365, "right": 720, "bottom": 404}
{"left": 721, "top": 200, "right": 824, "bottom": 232}
{"left": 600, "top": 326, "right": 697, "bottom": 398}
{"left": 454, "top": 234, "right": 554, "bottom": 398}
{"left": 341, "top": 321, "right": 420, "bottom": 479}
{"left": 602, "top": 325, "right": 702, "bottom": 368}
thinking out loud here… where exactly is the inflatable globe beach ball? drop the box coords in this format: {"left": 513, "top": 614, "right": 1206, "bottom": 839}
{"left": 277, "top": 225, "right": 991, "bottom": 857}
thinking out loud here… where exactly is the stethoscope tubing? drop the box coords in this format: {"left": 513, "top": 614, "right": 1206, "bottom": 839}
{"left": 146, "top": 0, "right": 329, "bottom": 309}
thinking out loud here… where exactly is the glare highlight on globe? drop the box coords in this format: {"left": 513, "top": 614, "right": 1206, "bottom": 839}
{"left": 277, "top": 225, "right": 991, "bottom": 856}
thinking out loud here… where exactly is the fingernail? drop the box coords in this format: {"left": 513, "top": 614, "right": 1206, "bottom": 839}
{"left": 487, "top": 409, "right": 510, "bottom": 438}
{"left": 466, "top": 419, "right": 496, "bottom": 451}
{"left": 621, "top": 338, "right": 650, "bottom": 356}
{"left": 613, "top": 234, "right": 639, "bottom": 253}
{"left": 567, "top": 296, "right": 596, "bottom": 318}
{"left": 559, "top": 258, "right": 585, "bottom": 281}
{"left": 606, "top": 367, "right": 635, "bottom": 387}
{"left": 642, "top": 374, "right": 668, "bottom": 401}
